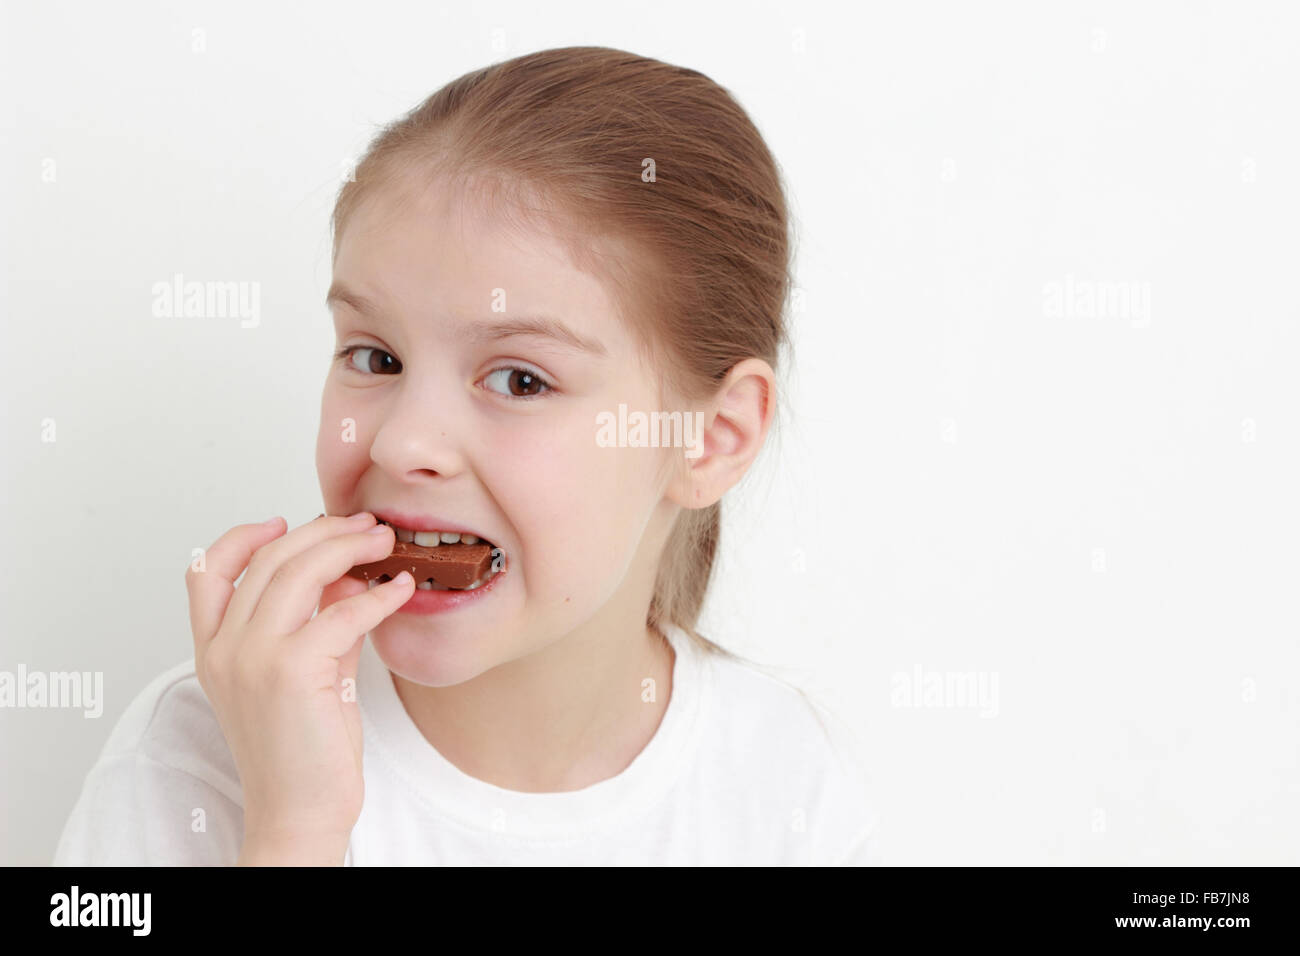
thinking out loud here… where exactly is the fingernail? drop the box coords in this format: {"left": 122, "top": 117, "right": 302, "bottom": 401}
{"left": 262, "top": 516, "right": 282, "bottom": 526}
{"left": 366, "top": 523, "right": 390, "bottom": 534}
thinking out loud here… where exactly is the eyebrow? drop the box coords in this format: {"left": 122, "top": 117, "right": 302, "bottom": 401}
{"left": 326, "top": 282, "right": 608, "bottom": 357}
{"left": 325, "top": 284, "right": 381, "bottom": 319}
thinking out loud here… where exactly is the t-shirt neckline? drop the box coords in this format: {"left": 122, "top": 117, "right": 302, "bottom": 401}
{"left": 356, "top": 621, "right": 706, "bottom": 840}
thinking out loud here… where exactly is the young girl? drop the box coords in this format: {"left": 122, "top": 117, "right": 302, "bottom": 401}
{"left": 53, "top": 46, "right": 878, "bottom": 865}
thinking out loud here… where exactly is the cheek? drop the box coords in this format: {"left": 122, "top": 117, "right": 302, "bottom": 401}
{"left": 486, "top": 412, "right": 656, "bottom": 594}
{"left": 315, "top": 391, "right": 369, "bottom": 499}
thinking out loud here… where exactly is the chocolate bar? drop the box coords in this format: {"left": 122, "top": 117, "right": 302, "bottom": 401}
{"left": 346, "top": 538, "right": 498, "bottom": 589}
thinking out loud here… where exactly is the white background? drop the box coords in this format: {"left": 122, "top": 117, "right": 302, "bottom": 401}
{"left": 2, "top": 0, "right": 1297, "bottom": 865}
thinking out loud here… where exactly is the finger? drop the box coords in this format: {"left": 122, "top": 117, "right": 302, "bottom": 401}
{"left": 245, "top": 523, "right": 399, "bottom": 639}
{"left": 186, "top": 517, "right": 287, "bottom": 650}
{"left": 319, "top": 571, "right": 369, "bottom": 618}
{"left": 293, "top": 571, "right": 416, "bottom": 661}
{"left": 224, "top": 511, "right": 377, "bottom": 630}
{"left": 320, "top": 574, "right": 370, "bottom": 698}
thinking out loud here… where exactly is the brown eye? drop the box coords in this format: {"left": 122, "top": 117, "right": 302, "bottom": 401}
{"left": 509, "top": 370, "right": 542, "bottom": 395}
{"left": 337, "top": 346, "right": 401, "bottom": 375}
{"left": 483, "top": 367, "right": 552, "bottom": 399}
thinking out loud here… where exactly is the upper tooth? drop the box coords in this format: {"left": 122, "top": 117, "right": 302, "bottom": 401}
{"left": 385, "top": 524, "right": 483, "bottom": 546}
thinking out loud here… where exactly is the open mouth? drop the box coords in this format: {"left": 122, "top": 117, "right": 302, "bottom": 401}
{"left": 355, "top": 519, "right": 505, "bottom": 592}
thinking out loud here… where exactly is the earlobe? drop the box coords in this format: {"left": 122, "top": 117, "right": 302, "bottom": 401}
{"left": 666, "top": 358, "right": 775, "bottom": 509}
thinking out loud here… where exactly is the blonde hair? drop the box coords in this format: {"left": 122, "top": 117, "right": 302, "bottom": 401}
{"left": 331, "top": 47, "right": 792, "bottom": 662}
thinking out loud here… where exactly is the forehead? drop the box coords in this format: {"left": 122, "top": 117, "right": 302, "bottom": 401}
{"left": 332, "top": 176, "right": 629, "bottom": 342}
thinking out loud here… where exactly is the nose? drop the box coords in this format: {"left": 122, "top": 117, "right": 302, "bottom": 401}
{"left": 367, "top": 372, "right": 468, "bottom": 482}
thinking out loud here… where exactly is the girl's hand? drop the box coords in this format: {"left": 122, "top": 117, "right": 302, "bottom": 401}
{"left": 184, "top": 512, "right": 415, "bottom": 864}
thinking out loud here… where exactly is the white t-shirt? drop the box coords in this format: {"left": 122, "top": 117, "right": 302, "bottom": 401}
{"left": 52, "top": 622, "right": 879, "bottom": 865}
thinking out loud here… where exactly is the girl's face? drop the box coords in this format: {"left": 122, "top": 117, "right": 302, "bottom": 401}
{"left": 316, "top": 177, "right": 684, "bottom": 686}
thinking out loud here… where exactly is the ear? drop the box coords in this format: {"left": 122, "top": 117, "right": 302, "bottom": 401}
{"left": 666, "top": 358, "right": 776, "bottom": 509}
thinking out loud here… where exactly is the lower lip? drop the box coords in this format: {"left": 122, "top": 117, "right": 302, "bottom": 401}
{"left": 391, "top": 567, "right": 506, "bottom": 615}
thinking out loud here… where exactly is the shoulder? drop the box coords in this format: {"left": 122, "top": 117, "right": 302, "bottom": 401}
{"left": 52, "top": 657, "right": 244, "bottom": 866}
{"left": 693, "top": 643, "right": 880, "bottom": 865}
{"left": 96, "top": 657, "right": 241, "bottom": 797}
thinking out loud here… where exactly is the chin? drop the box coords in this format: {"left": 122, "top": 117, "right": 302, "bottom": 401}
{"left": 368, "top": 622, "right": 493, "bottom": 688}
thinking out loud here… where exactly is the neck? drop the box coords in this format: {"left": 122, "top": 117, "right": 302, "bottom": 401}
{"left": 392, "top": 615, "right": 675, "bottom": 793}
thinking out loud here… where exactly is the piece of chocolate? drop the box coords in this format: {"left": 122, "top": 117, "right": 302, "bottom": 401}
{"left": 347, "top": 539, "right": 499, "bottom": 589}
